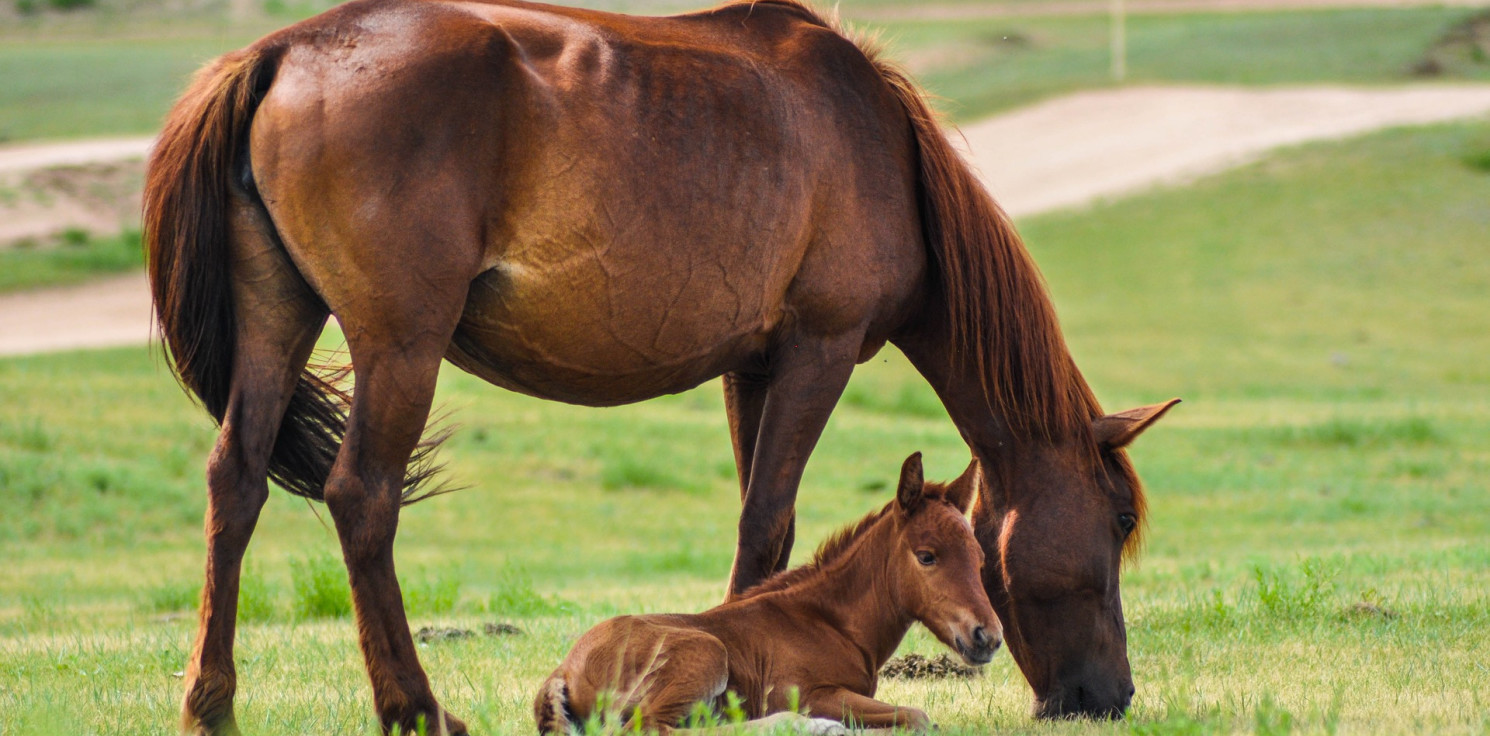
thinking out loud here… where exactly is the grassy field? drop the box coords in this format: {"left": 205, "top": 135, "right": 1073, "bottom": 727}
{"left": 0, "top": 229, "right": 142, "bottom": 292}
{"left": 888, "top": 7, "right": 1490, "bottom": 119}
{"left": 3, "top": 117, "right": 1489, "bottom": 733}
{"left": 0, "top": 5, "right": 1485, "bottom": 141}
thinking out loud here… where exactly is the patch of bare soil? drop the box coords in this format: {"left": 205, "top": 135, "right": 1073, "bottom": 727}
{"left": 0, "top": 159, "right": 143, "bottom": 246}
{"left": 1341, "top": 600, "right": 1400, "bottom": 621}
{"left": 413, "top": 622, "right": 526, "bottom": 643}
{"left": 879, "top": 652, "right": 983, "bottom": 680}
{"left": 1412, "top": 9, "right": 1490, "bottom": 77}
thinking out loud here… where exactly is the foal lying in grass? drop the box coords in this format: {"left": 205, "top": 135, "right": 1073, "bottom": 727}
{"left": 535, "top": 453, "right": 1000, "bottom": 733}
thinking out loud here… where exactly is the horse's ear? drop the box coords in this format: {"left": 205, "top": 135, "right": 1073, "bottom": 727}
{"left": 896, "top": 452, "right": 925, "bottom": 513}
{"left": 943, "top": 458, "right": 980, "bottom": 514}
{"left": 1093, "top": 398, "right": 1181, "bottom": 449}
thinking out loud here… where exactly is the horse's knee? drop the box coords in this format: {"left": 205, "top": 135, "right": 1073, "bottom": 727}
{"left": 322, "top": 470, "right": 400, "bottom": 560}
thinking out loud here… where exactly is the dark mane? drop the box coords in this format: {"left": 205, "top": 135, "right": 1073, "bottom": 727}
{"left": 741, "top": 487, "right": 971, "bottom": 597}
{"left": 743, "top": 0, "right": 1103, "bottom": 441}
{"left": 724, "top": 0, "right": 1146, "bottom": 545}
{"left": 740, "top": 502, "right": 892, "bottom": 597}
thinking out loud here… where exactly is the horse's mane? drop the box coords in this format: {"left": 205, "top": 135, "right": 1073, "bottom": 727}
{"left": 721, "top": 0, "right": 1145, "bottom": 557}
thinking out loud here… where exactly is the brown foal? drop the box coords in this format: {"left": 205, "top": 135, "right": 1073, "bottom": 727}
{"left": 535, "top": 454, "right": 998, "bottom": 734}
{"left": 145, "top": 0, "right": 1179, "bottom": 732}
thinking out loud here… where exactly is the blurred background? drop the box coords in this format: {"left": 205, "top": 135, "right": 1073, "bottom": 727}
{"left": 2, "top": 0, "right": 1489, "bottom": 733}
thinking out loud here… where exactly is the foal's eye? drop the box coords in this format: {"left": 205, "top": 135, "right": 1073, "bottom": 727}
{"left": 915, "top": 551, "right": 937, "bottom": 566}
{"left": 1117, "top": 513, "right": 1137, "bottom": 536}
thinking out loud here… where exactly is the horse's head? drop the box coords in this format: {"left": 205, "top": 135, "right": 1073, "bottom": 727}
{"left": 888, "top": 452, "right": 1001, "bottom": 666}
{"left": 974, "top": 399, "right": 1179, "bottom": 720}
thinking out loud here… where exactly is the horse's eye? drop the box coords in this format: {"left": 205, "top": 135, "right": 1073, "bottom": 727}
{"left": 915, "top": 551, "right": 937, "bottom": 566}
{"left": 1117, "top": 513, "right": 1137, "bottom": 536}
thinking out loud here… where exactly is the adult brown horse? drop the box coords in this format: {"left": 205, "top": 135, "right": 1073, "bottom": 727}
{"left": 144, "top": 0, "right": 1178, "bottom": 733}
{"left": 535, "top": 453, "right": 998, "bottom": 734}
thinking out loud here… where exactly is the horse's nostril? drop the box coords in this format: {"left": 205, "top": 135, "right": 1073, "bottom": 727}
{"left": 972, "top": 626, "right": 990, "bottom": 648}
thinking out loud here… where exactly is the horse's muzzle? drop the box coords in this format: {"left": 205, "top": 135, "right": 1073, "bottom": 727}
{"left": 1034, "top": 681, "right": 1134, "bottom": 720}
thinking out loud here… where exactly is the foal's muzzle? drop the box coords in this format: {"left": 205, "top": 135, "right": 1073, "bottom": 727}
{"left": 955, "top": 625, "right": 1000, "bottom": 665}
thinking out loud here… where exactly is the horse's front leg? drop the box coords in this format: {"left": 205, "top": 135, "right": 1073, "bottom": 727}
{"left": 724, "top": 334, "right": 861, "bottom": 598}
{"left": 322, "top": 330, "right": 466, "bottom": 735}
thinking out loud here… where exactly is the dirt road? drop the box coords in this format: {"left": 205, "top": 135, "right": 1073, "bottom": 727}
{"left": 3, "top": 83, "right": 1489, "bottom": 357}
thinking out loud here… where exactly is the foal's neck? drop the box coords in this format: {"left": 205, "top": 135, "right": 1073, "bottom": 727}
{"left": 784, "top": 519, "right": 911, "bottom": 669}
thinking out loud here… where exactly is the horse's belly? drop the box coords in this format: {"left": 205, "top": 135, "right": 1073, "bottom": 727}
{"left": 447, "top": 260, "right": 775, "bottom": 406}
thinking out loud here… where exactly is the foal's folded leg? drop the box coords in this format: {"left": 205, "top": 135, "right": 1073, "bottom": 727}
{"left": 621, "top": 631, "right": 730, "bottom": 734}
{"left": 802, "top": 688, "right": 931, "bottom": 732}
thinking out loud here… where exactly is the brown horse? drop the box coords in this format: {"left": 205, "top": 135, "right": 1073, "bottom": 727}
{"left": 534, "top": 453, "right": 998, "bottom": 734}
{"left": 143, "top": 0, "right": 1178, "bottom": 733}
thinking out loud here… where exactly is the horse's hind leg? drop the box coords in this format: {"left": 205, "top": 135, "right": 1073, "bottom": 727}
{"left": 182, "top": 199, "right": 327, "bottom": 735}
{"left": 317, "top": 296, "right": 469, "bottom": 735}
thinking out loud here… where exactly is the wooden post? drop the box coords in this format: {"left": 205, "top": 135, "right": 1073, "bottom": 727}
{"left": 1111, "top": 0, "right": 1127, "bottom": 82}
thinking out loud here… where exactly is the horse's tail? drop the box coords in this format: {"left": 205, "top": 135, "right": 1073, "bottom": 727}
{"left": 868, "top": 56, "right": 1096, "bottom": 439}
{"left": 534, "top": 672, "right": 573, "bottom": 735}
{"left": 143, "top": 47, "right": 443, "bottom": 504}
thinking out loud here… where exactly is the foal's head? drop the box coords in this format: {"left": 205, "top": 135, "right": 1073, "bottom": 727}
{"left": 886, "top": 452, "right": 1001, "bottom": 666}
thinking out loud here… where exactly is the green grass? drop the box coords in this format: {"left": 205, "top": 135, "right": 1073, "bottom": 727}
{"left": 0, "top": 36, "right": 264, "bottom": 142}
{"left": 0, "top": 228, "right": 143, "bottom": 292}
{"left": 875, "top": 7, "right": 1490, "bottom": 119}
{"left": 2, "top": 119, "right": 1489, "bottom": 732}
{"left": 0, "top": 6, "right": 1484, "bottom": 142}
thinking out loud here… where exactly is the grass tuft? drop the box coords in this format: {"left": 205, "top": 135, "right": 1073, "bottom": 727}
{"left": 1252, "top": 558, "right": 1337, "bottom": 621}
{"left": 238, "top": 564, "right": 278, "bottom": 623}
{"left": 290, "top": 552, "right": 351, "bottom": 620}
{"left": 402, "top": 568, "right": 461, "bottom": 617}
{"left": 142, "top": 580, "right": 199, "bottom": 614}
{"left": 1270, "top": 416, "right": 1439, "bottom": 448}
{"left": 480, "top": 567, "right": 569, "bottom": 617}
{"left": 0, "top": 228, "right": 143, "bottom": 293}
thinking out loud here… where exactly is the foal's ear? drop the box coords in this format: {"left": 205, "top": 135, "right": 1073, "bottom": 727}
{"left": 943, "top": 458, "right": 980, "bottom": 514}
{"left": 896, "top": 452, "right": 925, "bottom": 513}
{"left": 1093, "top": 398, "right": 1182, "bottom": 449}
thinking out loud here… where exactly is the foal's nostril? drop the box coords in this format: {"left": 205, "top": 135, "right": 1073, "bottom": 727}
{"left": 972, "top": 626, "right": 992, "bottom": 648}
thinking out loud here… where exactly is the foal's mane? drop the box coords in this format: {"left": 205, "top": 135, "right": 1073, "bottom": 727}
{"left": 740, "top": 489, "right": 961, "bottom": 597}
{"left": 722, "top": 0, "right": 1146, "bottom": 556}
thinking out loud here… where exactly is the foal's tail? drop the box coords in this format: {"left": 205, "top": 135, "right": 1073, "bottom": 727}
{"left": 143, "top": 47, "right": 442, "bottom": 503}
{"left": 534, "top": 673, "right": 574, "bottom": 735}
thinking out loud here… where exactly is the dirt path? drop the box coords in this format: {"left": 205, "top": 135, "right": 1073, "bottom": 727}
{"left": 3, "top": 84, "right": 1490, "bottom": 357}
{"left": 960, "top": 84, "right": 1490, "bottom": 214}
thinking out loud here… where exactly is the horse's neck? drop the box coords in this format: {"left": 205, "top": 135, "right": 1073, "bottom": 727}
{"left": 778, "top": 522, "right": 912, "bottom": 669}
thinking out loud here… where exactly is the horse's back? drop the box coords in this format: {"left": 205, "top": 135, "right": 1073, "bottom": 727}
{"left": 248, "top": 0, "right": 924, "bottom": 402}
